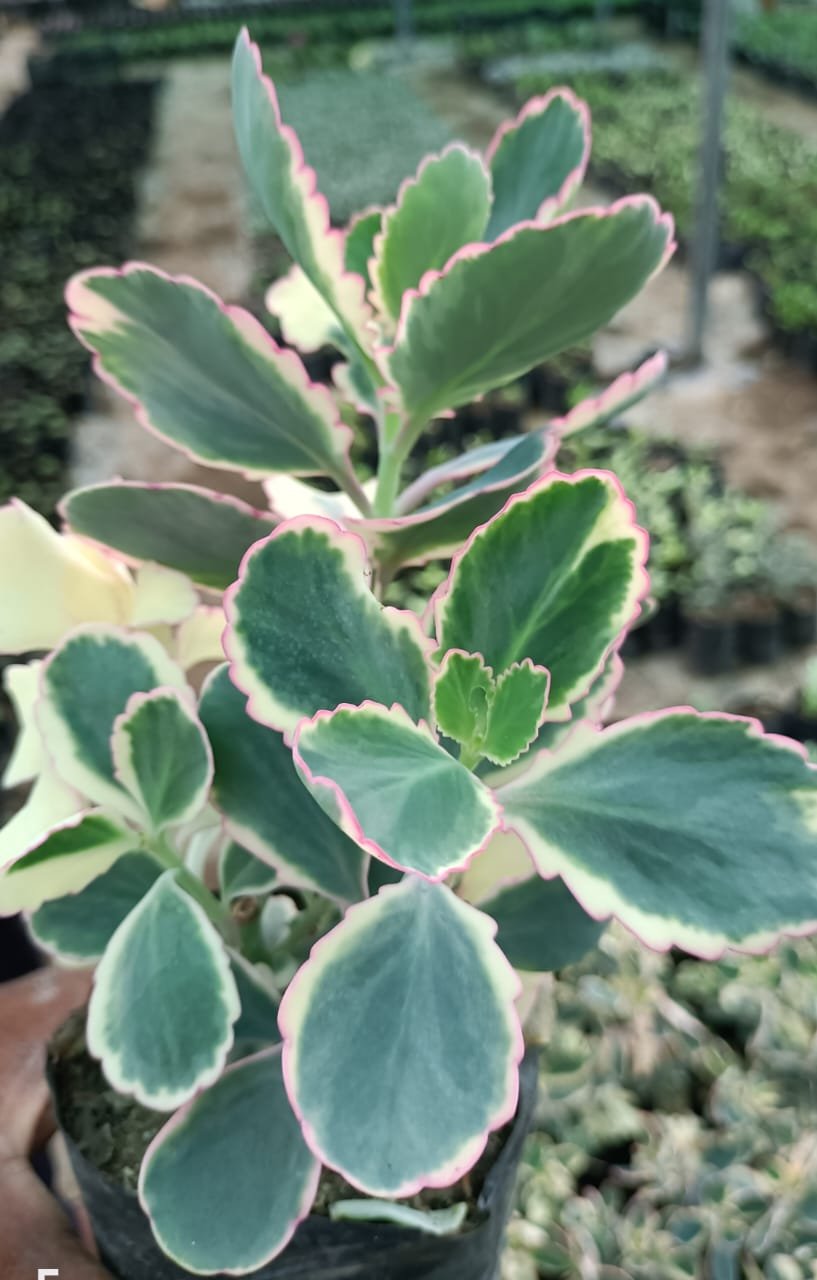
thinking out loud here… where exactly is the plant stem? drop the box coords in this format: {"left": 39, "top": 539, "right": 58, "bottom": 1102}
{"left": 373, "top": 443, "right": 406, "bottom": 517}
{"left": 458, "top": 743, "right": 484, "bottom": 771}
{"left": 150, "top": 835, "right": 239, "bottom": 947}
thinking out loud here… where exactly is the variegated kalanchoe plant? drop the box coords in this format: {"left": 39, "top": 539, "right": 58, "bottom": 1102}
{"left": 2, "top": 28, "right": 817, "bottom": 1275}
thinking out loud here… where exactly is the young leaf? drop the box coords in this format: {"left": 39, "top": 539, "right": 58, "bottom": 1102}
{"left": 224, "top": 517, "right": 432, "bottom": 736}
{"left": 200, "top": 665, "right": 367, "bottom": 904}
{"left": 372, "top": 145, "right": 492, "bottom": 321}
{"left": 28, "top": 851, "right": 162, "bottom": 964}
{"left": 434, "top": 472, "right": 647, "bottom": 720}
{"left": 551, "top": 350, "right": 668, "bottom": 438}
{"left": 500, "top": 711, "right": 817, "bottom": 956}
{"left": 433, "top": 651, "right": 494, "bottom": 748}
{"left": 482, "top": 660, "right": 550, "bottom": 766}
{"left": 386, "top": 198, "right": 674, "bottom": 431}
{"left": 480, "top": 874, "right": 608, "bottom": 972}
{"left": 220, "top": 841, "right": 277, "bottom": 902}
{"left": 0, "top": 809, "right": 135, "bottom": 917}
{"left": 485, "top": 89, "right": 591, "bottom": 240}
{"left": 67, "top": 265, "right": 355, "bottom": 485}
{"left": 111, "top": 689, "right": 213, "bottom": 832}
{"left": 232, "top": 30, "right": 372, "bottom": 350}
{"left": 397, "top": 433, "right": 545, "bottom": 513}
{"left": 140, "top": 1048, "right": 318, "bottom": 1275}
{"left": 279, "top": 877, "right": 522, "bottom": 1196}
{"left": 37, "top": 625, "right": 189, "bottom": 817}
{"left": 87, "top": 871, "right": 240, "bottom": 1110}
{"left": 62, "top": 482, "right": 275, "bottom": 591}
{"left": 293, "top": 702, "right": 501, "bottom": 881}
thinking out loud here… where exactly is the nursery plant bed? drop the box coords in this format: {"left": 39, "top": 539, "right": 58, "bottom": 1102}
{"left": 49, "top": 1015, "right": 539, "bottom": 1280}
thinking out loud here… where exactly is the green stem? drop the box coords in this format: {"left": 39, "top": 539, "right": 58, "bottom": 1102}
{"left": 150, "top": 835, "right": 239, "bottom": 947}
{"left": 373, "top": 443, "right": 406, "bottom": 518}
{"left": 458, "top": 743, "right": 484, "bottom": 772}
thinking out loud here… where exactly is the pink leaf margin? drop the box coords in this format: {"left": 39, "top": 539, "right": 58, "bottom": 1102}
{"left": 484, "top": 86, "right": 592, "bottom": 223}
{"left": 550, "top": 350, "right": 668, "bottom": 438}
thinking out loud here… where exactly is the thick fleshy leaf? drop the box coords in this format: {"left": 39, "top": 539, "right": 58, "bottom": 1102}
{"left": 397, "top": 434, "right": 544, "bottom": 514}
{"left": 232, "top": 31, "right": 372, "bottom": 350}
{"left": 500, "top": 711, "right": 817, "bottom": 956}
{"left": 200, "top": 665, "right": 367, "bottom": 903}
{"left": 363, "top": 429, "right": 556, "bottom": 572}
{"left": 433, "top": 651, "right": 493, "bottom": 748}
{"left": 458, "top": 828, "right": 535, "bottom": 905}
{"left": 230, "top": 952, "right": 281, "bottom": 1050}
{"left": 0, "top": 501, "right": 131, "bottom": 654}
{"left": 344, "top": 207, "right": 383, "bottom": 285}
{"left": 480, "top": 874, "right": 607, "bottom": 972}
{"left": 330, "top": 1200, "right": 467, "bottom": 1235}
{"left": 67, "top": 265, "right": 355, "bottom": 484}
{"left": 483, "top": 661, "right": 550, "bottom": 767}
{"left": 551, "top": 350, "right": 668, "bottom": 439}
{"left": 37, "top": 626, "right": 189, "bottom": 817}
{"left": 128, "top": 564, "right": 197, "bottom": 629}
{"left": 2, "top": 660, "right": 45, "bottom": 786}
{"left": 140, "top": 1048, "right": 318, "bottom": 1275}
{"left": 279, "top": 877, "right": 522, "bottom": 1195}
{"left": 265, "top": 265, "right": 342, "bottom": 354}
{"left": 386, "top": 198, "right": 674, "bottom": 431}
{"left": 28, "top": 851, "right": 162, "bottom": 963}
{"left": 63, "top": 483, "right": 275, "bottom": 592}
{"left": 224, "top": 518, "right": 432, "bottom": 736}
{"left": 176, "top": 606, "right": 227, "bottom": 671}
{"left": 87, "top": 871, "right": 240, "bottom": 1109}
{"left": 293, "top": 703, "right": 501, "bottom": 881}
{"left": 434, "top": 472, "right": 647, "bottom": 720}
{"left": 485, "top": 90, "right": 591, "bottom": 241}
{"left": 372, "top": 145, "right": 492, "bottom": 321}
{"left": 111, "top": 689, "right": 212, "bottom": 832}
{"left": 0, "top": 809, "right": 134, "bottom": 917}
{"left": 220, "top": 841, "right": 278, "bottom": 901}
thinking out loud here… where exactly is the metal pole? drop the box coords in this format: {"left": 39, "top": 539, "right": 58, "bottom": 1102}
{"left": 686, "top": 0, "right": 731, "bottom": 364}
{"left": 394, "top": 0, "right": 414, "bottom": 51}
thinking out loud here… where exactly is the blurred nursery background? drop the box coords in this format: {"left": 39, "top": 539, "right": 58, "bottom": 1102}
{"left": 1, "top": 0, "right": 817, "bottom": 1273}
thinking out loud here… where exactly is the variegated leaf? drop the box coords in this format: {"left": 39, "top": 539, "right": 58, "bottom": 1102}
{"left": 386, "top": 198, "right": 674, "bottom": 433}
{"left": 63, "top": 482, "right": 275, "bottom": 591}
{"left": 293, "top": 703, "right": 500, "bottom": 881}
{"left": 232, "top": 30, "right": 372, "bottom": 351}
{"left": 434, "top": 472, "right": 647, "bottom": 720}
{"left": 2, "top": 660, "right": 45, "bottom": 787}
{"left": 0, "top": 809, "right": 135, "bottom": 917}
{"left": 200, "top": 665, "right": 367, "bottom": 903}
{"left": 372, "top": 144, "right": 491, "bottom": 321}
{"left": 87, "top": 871, "right": 240, "bottom": 1109}
{"left": 224, "top": 518, "right": 432, "bottom": 736}
{"left": 140, "top": 1048, "right": 318, "bottom": 1274}
{"left": 279, "top": 877, "right": 522, "bottom": 1195}
{"left": 500, "top": 711, "right": 817, "bottom": 956}
{"left": 67, "top": 265, "right": 355, "bottom": 485}
{"left": 220, "top": 841, "right": 278, "bottom": 902}
{"left": 265, "top": 265, "right": 343, "bottom": 354}
{"left": 37, "top": 626, "right": 189, "bottom": 818}
{"left": 111, "top": 689, "right": 213, "bottom": 832}
{"left": 551, "top": 350, "right": 668, "bottom": 438}
{"left": 230, "top": 952, "right": 281, "bottom": 1051}
{"left": 485, "top": 89, "right": 591, "bottom": 240}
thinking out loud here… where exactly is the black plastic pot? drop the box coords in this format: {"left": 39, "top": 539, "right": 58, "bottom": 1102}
{"left": 640, "top": 596, "right": 683, "bottom": 652}
{"left": 736, "top": 613, "right": 783, "bottom": 666}
{"left": 49, "top": 1048, "right": 538, "bottom": 1280}
{"left": 684, "top": 614, "right": 738, "bottom": 676}
{"left": 782, "top": 601, "right": 817, "bottom": 648}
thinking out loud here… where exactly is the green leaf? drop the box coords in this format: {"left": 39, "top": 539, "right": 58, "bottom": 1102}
{"left": 433, "top": 651, "right": 494, "bottom": 748}
{"left": 232, "top": 31, "right": 372, "bottom": 349}
{"left": 220, "top": 841, "right": 278, "bottom": 901}
{"left": 230, "top": 952, "right": 281, "bottom": 1050}
{"left": 366, "top": 429, "right": 555, "bottom": 573}
{"left": 485, "top": 90, "right": 590, "bottom": 241}
{"left": 551, "top": 350, "right": 668, "bottom": 438}
{"left": 481, "top": 874, "right": 607, "bottom": 971}
{"left": 386, "top": 198, "right": 674, "bottom": 429}
{"left": 279, "top": 877, "right": 521, "bottom": 1195}
{"left": 140, "top": 1048, "right": 318, "bottom": 1274}
{"left": 434, "top": 472, "right": 646, "bottom": 720}
{"left": 500, "top": 711, "right": 817, "bottom": 955}
{"left": 330, "top": 1200, "right": 468, "bottom": 1235}
{"left": 87, "top": 871, "right": 240, "bottom": 1109}
{"left": 62, "top": 482, "right": 274, "bottom": 591}
{"left": 293, "top": 702, "right": 500, "bottom": 880}
{"left": 28, "top": 851, "right": 162, "bottom": 963}
{"left": 200, "top": 665, "right": 367, "bottom": 903}
{"left": 224, "top": 517, "right": 432, "bottom": 735}
{"left": 0, "top": 810, "right": 134, "bottom": 916}
{"left": 37, "top": 626, "right": 189, "bottom": 818}
{"left": 483, "top": 660, "right": 550, "bottom": 767}
{"left": 67, "top": 265, "right": 354, "bottom": 484}
{"left": 344, "top": 207, "right": 383, "bottom": 285}
{"left": 373, "top": 145, "right": 492, "bottom": 321}
{"left": 112, "top": 689, "right": 212, "bottom": 832}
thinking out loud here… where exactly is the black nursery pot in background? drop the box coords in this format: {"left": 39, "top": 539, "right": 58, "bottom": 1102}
{"left": 684, "top": 613, "right": 738, "bottom": 676}
{"left": 49, "top": 1048, "right": 539, "bottom": 1280}
{"left": 782, "top": 600, "right": 817, "bottom": 648}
